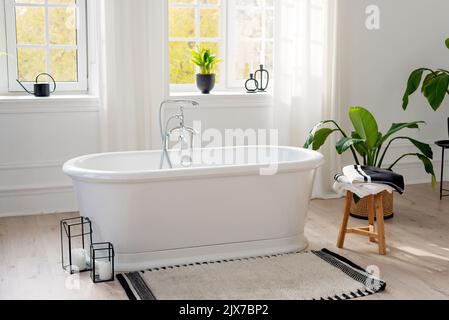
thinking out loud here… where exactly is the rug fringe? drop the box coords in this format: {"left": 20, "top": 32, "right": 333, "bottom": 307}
{"left": 145, "top": 250, "right": 308, "bottom": 272}
{"left": 312, "top": 249, "right": 386, "bottom": 300}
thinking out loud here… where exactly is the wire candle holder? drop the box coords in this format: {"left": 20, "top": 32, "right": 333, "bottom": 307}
{"left": 90, "top": 242, "right": 115, "bottom": 283}
{"left": 60, "top": 217, "right": 93, "bottom": 274}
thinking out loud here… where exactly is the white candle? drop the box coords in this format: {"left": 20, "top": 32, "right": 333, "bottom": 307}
{"left": 95, "top": 260, "right": 112, "bottom": 281}
{"left": 71, "top": 248, "right": 87, "bottom": 271}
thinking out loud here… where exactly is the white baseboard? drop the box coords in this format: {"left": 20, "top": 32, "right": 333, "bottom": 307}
{"left": 393, "top": 159, "right": 448, "bottom": 186}
{"left": 0, "top": 185, "right": 78, "bottom": 218}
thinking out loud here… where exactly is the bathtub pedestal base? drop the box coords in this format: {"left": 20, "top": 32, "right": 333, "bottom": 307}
{"left": 114, "top": 235, "right": 308, "bottom": 272}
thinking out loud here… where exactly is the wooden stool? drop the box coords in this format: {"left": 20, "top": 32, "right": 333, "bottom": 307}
{"left": 337, "top": 191, "right": 387, "bottom": 255}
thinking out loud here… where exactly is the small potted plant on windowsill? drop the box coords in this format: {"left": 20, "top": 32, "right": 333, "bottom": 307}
{"left": 191, "top": 46, "right": 221, "bottom": 94}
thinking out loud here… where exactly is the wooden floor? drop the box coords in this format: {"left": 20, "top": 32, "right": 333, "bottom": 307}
{"left": 1, "top": 183, "right": 448, "bottom": 300}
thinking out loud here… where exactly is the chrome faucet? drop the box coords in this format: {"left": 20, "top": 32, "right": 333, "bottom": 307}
{"left": 159, "top": 100, "right": 199, "bottom": 169}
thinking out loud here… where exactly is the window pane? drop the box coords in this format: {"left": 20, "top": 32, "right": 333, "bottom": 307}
{"left": 266, "top": 9, "right": 274, "bottom": 38}
{"left": 15, "top": 7, "right": 45, "bottom": 45}
{"left": 169, "top": 0, "right": 196, "bottom": 4}
{"left": 50, "top": 48, "right": 78, "bottom": 81}
{"left": 169, "top": 8, "right": 195, "bottom": 38}
{"left": 49, "top": 7, "right": 77, "bottom": 45}
{"left": 236, "top": 0, "right": 261, "bottom": 6}
{"left": 235, "top": 41, "right": 261, "bottom": 80}
{"left": 15, "top": 0, "right": 44, "bottom": 3}
{"left": 17, "top": 48, "right": 46, "bottom": 81}
{"left": 169, "top": 41, "right": 196, "bottom": 84}
{"left": 265, "top": 41, "right": 273, "bottom": 74}
{"left": 200, "top": 0, "right": 220, "bottom": 4}
{"left": 200, "top": 8, "right": 220, "bottom": 38}
{"left": 48, "top": 0, "right": 76, "bottom": 4}
{"left": 237, "top": 9, "right": 262, "bottom": 38}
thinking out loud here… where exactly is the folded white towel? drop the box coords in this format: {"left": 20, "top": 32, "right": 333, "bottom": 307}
{"left": 333, "top": 181, "right": 394, "bottom": 199}
{"left": 336, "top": 165, "right": 404, "bottom": 194}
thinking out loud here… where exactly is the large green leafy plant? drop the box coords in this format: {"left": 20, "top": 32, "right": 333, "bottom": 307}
{"left": 304, "top": 107, "right": 436, "bottom": 186}
{"left": 402, "top": 38, "right": 449, "bottom": 111}
{"left": 191, "top": 46, "right": 221, "bottom": 75}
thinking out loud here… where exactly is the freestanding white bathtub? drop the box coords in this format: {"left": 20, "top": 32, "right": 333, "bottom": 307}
{"left": 63, "top": 146, "right": 324, "bottom": 271}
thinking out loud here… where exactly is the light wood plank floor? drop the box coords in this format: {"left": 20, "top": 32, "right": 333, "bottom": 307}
{"left": 1, "top": 184, "right": 448, "bottom": 300}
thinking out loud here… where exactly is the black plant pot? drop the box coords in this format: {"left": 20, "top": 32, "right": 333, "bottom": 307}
{"left": 196, "top": 74, "right": 216, "bottom": 94}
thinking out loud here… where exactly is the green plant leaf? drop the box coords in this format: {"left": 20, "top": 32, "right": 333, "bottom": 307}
{"left": 422, "top": 73, "right": 449, "bottom": 111}
{"left": 191, "top": 46, "right": 221, "bottom": 75}
{"left": 408, "top": 138, "right": 433, "bottom": 159}
{"left": 446, "top": 38, "right": 449, "bottom": 50}
{"left": 388, "top": 153, "right": 436, "bottom": 188}
{"left": 393, "top": 137, "right": 433, "bottom": 159}
{"left": 417, "top": 154, "right": 437, "bottom": 188}
{"left": 311, "top": 128, "right": 338, "bottom": 150}
{"left": 304, "top": 123, "right": 322, "bottom": 148}
{"left": 421, "top": 72, "right": 441, "bottom": 94}
{"left": 351, "top": 132, "right": 368, "bottom": 157}
{"left": 378, "top": 121, "right": 424, "bottom": 146}
{"left": 335, "top": 137, "right": 365, "bottom": 154}
{"left": 402, "top": 68, "right": 425, "bottom": 110}
{"left": 304, "top": 135, "right": 314, "bottom": 149}
{"left": 348, "top": 107, "right": 379, "bottom": 149}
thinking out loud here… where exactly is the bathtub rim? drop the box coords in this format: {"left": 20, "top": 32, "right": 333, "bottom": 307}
{"left": 63, "top": 145, "right": 324, "bottom": 184}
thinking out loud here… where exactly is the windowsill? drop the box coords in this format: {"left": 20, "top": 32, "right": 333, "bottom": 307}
{"left": 0, "top": 93, "right": 98, "bottom": 101}
{"left": 169, "top": 90, "right": 273, "bottom": 108}
{"left": 0, "top": 94, "right": 100, "bottom": 114}
{"left": 170, "top": 90, "right": 272, "bottom": 97}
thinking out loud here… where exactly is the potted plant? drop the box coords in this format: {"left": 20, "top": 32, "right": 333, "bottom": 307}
{"left": 403, "top": 38, "right": 449, "bottom": 134}
{"left": 304, "top": 106, "right": 436, "bottom": 219}
{"left": 191, "top": 46, "right": 221, "bottom": 94}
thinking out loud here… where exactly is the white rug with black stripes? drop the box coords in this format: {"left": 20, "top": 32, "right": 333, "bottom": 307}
{"left": 117, "top": 249, "right": 386, "bottom": 300}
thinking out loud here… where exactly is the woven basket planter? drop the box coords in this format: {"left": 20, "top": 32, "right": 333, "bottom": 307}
{"left": 350, "top": 191, "right": 394, "bottom": 220}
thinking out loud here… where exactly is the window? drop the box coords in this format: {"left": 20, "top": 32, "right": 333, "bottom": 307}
{"left": 168, "top": 0, "right": 274, "bottom": 91}
{"left": 5, "top": 0, "right": 88, "bottom": 92}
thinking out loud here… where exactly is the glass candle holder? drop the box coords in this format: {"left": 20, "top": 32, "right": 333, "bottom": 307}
{"left": 90, "top": 242, "right": 115, "bottom": 283}
{"left": 60, "top": 217, "right": 93, "bottom": 274}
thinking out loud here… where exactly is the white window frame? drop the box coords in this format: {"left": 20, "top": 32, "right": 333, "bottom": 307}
{"left": 4, "top": 0, "right": 88, "bottom": 93}
{"left": 168, "top": 0, "right": 274, "bottom": 93}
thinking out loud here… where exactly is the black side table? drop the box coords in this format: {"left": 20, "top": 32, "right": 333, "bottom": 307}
{"left": 435, "top": 140, "right": 449, "bottom": 200}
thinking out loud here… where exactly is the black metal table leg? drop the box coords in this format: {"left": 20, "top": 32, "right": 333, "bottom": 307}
{"left": 441, "top": 148, "right": 445, "bottom": 200}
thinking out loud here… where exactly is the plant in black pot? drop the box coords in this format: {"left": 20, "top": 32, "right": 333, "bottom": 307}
{"left": 191, "top": 46, "right": 221, "bottom": 94}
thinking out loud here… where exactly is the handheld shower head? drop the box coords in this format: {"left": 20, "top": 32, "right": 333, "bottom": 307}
{"left": 159, "top": 100, "right": 199, "bottom": 140}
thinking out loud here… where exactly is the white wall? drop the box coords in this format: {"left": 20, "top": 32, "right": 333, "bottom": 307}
{"left": 338, "top": 0, "right": 449, "bottom": 184}
{"left": 0, "top": 97, "right": 100, "bottom": 217}
{"left": 0, "top": 1, "right": 102, "bottom": 217}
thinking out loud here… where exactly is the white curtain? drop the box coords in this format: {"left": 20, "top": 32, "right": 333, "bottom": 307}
{"left": 274, "top": 0, "right": 341, "bottom": 198}
{"left": 97, "top": 0, "right": 167, "bottom": 152}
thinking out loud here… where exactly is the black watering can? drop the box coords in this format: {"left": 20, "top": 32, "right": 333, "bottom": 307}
{"left": 17, "top": 73, "right": 56, "bottom": 97}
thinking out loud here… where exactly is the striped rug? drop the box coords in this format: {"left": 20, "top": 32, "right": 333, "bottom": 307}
{"left": 117, "top": 249, "right": 386, "bottom": 300}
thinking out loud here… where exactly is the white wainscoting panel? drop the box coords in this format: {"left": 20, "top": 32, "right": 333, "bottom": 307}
{"left": 0, "top": 99, "right": 100, "bottom": 217}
